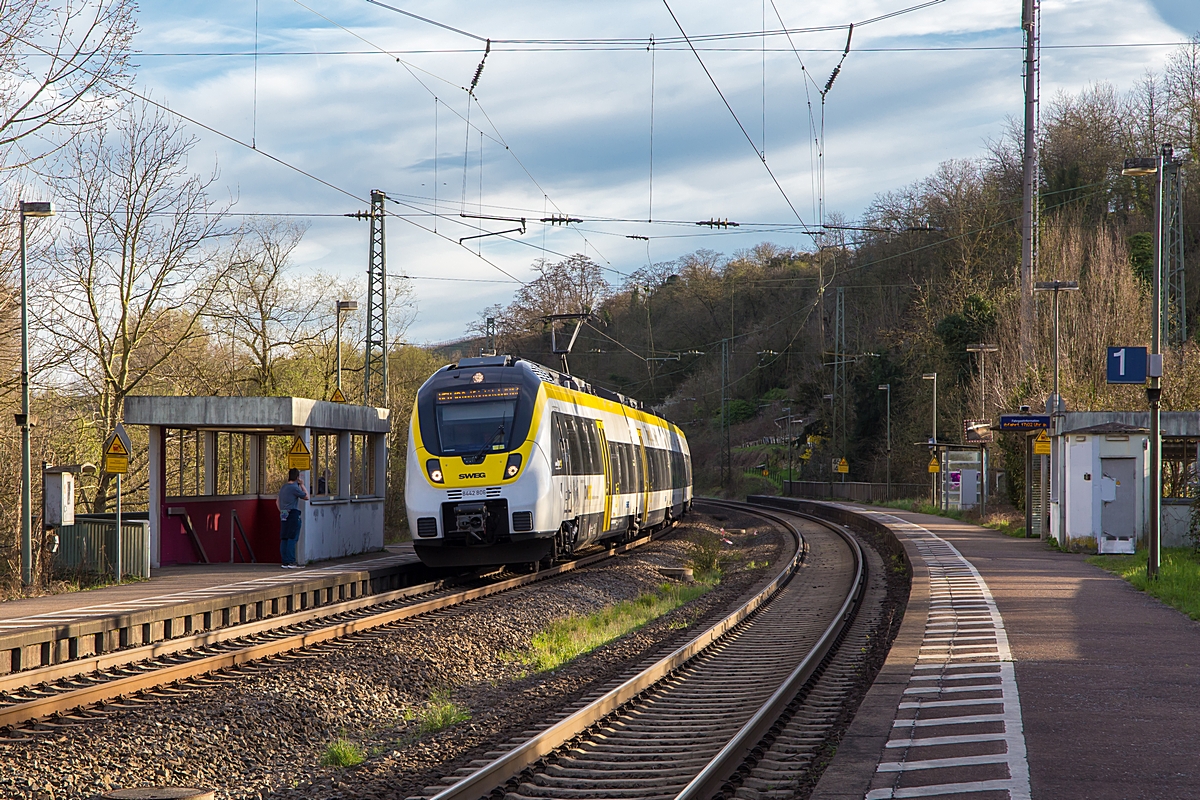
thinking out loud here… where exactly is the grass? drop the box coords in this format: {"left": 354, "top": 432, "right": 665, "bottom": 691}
{"left": 320, "top": 737, "right": 366, "bottom": 768}
{"left": 525, "top": 581, "right": 715, "bottom": 672}
{"left": 419, "top": 689, "right": 470, "bottom": 733}
{"left": 1087, "top": 547, "right": 1200, "bottom": 620}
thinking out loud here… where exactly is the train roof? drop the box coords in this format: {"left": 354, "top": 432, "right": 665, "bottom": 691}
{"left": 450, "top": 355, "right": 644, "bottom": 411}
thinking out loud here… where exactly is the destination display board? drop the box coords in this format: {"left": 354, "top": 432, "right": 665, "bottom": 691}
{"left": 436, "top": 385, "right": 521, "bottom": 403}
{"left": 999, "top": 414, "right": 1050, "bottom": 430}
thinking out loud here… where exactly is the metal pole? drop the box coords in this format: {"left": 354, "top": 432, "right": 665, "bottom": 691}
{"left": 1148, "top": 147, "right": 1165, "bottom": 580}
{"left": 114, "top": 473, "right": 122, "bottom": 583}
{"left": 20, "top": 210, "right": 31, "bottom": 587}
{"left": 885, "top": 386, "right": 891, "bottom": 501}
{"left": 1019, "top": 0, "right": 1039, "bottom": 364}
{"left": 336, "top": 308, "right": 343, "bottom": 392}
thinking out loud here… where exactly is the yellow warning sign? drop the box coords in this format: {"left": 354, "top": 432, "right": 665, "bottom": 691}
{"left": 928, "top": 456, "right": 940, "bottom": 474}
{"left": 330, "top": 387, "right": 347, "bottom": 403}
{"left": 103, "top": 424, "right": 132, "bottom": 474}
{"left": 836, "top": 458, "right": 849, "bottom": 474}
{"left": 1034, "top": 429, "right": 1051, "bottom": 455}
{"left": 287, "top": 437, "right": 312, "bottom": 471}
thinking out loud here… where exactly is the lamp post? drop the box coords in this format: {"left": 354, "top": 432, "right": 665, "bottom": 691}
{"left": 922, "top": 373, "right": 937, "bottom": 505}
{"left": 335, "top": 299, "right": 358, "bottom": 393}
{"left": 19, "top": 200, "right": 54, "bottom": 587}
{"left": 1123, "top": 146, "right": 1172, "bottom": 579}
{"left": 966, "top": 344, "right": 998, "bottom": 513}
{"left": 1033, "top": 280, "right": 1079, "bottom": 547}
{"left": 878, "top": 384, "right": 891, "bottom": 500}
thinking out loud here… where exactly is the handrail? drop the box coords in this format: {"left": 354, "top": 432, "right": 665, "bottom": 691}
{"left": 230, "top": 508, "right": 256, "bottom": 563}
{"left": 167, "top": 507, "right": 209, "bottom": 563}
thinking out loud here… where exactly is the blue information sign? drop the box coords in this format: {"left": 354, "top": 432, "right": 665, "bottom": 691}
{"left": 1107, "top": 346, "right": 1147, "bottom": 384}
{"left": 999, "top": 414, "right": 1051, "bottom": 431}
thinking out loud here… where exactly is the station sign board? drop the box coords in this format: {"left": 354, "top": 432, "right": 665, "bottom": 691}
{"left": 999, "top": 414, "right": 1050, "bottom": 431}
{"left": 1107, "top": 346, "right": 1148, "bottom": 384}
{"left": 103, "top": 423, "right": 132, "bottom": 475}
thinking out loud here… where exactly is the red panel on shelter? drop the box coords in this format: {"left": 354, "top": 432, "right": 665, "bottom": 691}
{"left": 160, "top": 497, "right": 281, "bottom": 564}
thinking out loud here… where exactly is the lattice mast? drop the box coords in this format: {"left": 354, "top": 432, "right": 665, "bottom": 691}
{"left": 364, "top": 189, "right": 388, "bottom": 408}
{"left": 1164, "top": 154, "right": 1186, "bottom": 347}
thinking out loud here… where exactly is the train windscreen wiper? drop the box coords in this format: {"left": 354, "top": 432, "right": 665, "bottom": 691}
{"left": 471, "top": 421, "right": 507, "bottom": 462}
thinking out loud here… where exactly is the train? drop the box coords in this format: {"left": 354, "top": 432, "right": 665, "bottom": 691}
{"left": 405, "top": 355, "right": 692, "bottom": 568}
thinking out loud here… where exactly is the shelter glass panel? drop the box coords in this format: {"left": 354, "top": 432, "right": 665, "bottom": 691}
{"left": 214, "top": 432, "right": 252, "bottom": 496}
{"left": 312, "top": 433, "right": 339, "bottom": 496}
{"left": 350, "top": 434, "right": 377, "bottom": 497}
{"left": 165, "top": 428, "right": 204, "bottom": 498}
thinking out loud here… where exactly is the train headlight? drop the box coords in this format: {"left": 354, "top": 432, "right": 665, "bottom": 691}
{"left": 426, "top": 458, "right": 444, "bottom": 484}
{"left": 504, "top": 452, "right": 523, "bottom": 479}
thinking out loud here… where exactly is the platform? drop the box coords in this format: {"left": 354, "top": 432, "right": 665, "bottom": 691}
{"left": 774, "top": 499, "right": 1200, "bottom": 800}
{"left": 0, "top": 544, "right": 422, "bottom": 676}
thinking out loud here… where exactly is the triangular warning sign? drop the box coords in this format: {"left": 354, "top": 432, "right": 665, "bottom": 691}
{"left": 105, "top": 436, "right": 129, "bottom": 456}
{"left": 928, "top": 456, "right": 940, "bottom": 473}
{"left": 330, "top": 387, "right": 347, "bottom": 403}
{"left": 1034, "top": 429, "right": 1050, "bottom": 443}
{"left": 289, "top": 437, "right": 311, "bottom": 457}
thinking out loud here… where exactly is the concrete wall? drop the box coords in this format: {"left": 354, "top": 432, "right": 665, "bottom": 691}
{"left": 302, "top": 499, "right": 385, "bottom": 561}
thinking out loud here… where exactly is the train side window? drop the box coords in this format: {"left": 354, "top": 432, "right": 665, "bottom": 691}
{"left": 589, "top": 419, "right": 605, "bottom": 475}
{"left": 551, "top": 412, "right": 571, "bottom": 474}
{"left": 608, "top": 442, "right": 623, "bottom": 492}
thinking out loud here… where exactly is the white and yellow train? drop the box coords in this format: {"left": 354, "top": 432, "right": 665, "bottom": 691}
{"left": 406, "top": 355, "right": 692, "bottom": 568}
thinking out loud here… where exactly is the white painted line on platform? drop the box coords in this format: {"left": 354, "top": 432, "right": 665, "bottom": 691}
{"left": 854, "top": 510, "right": 1030, "bottom": 800}
{"left": 886, "top": 732, "right": 1008, "bottom": 748}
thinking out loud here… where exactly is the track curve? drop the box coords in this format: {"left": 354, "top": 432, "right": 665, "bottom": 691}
{"left": 422, "top": 499, "right": 866, "bottom": 800}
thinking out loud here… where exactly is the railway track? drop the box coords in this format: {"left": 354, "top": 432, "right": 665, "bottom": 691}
{"left": 0, "top": 530, "right": 668, "bottom": 737}
{"left": 417, "top": 499, "right": 878, "bottom": 800}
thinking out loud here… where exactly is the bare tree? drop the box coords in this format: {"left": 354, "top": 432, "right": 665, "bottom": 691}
{"left": 39, "top": 101, "right": 229, "bottom": 511}
{"left": 209, "top": 218, "right": 334, "bottom": 394}
{"left": 0, "top": 0, "right": 135, "bottom": 171}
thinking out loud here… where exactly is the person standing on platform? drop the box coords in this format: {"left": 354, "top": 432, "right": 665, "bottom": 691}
{"left": 277, "top": 468, "right": 309, "bottom": 568}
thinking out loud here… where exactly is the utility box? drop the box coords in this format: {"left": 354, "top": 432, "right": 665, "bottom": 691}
{"left": 1058, "top": 422, "right": 1148, "bottom": 554}
{"left": 44, "top": 470, "right": 76, "bottom": 527}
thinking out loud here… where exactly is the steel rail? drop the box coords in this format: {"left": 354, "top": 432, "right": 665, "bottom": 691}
{"left": 427, "top": 498, "right": 820, "bottom": 800}
{"left": 0, "top": 576, "right": 454, "bottom": 696}
{"left": 674, "top": 500, "right": 866, "bottom": 799}
{"left": 0, "top": 531, "right": 660, "bottom": 731}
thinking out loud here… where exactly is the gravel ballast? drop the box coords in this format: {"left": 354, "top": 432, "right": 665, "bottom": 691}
{"left": 0, "top": 510, "right": 787, "bottom": 800}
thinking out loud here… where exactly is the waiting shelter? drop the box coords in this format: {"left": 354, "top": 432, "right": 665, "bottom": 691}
{"left": 1052, "top": 411, "right": 1200, "bottom": 551}
{"left": 124, "top": 396, "right": 390, "bottom": 567}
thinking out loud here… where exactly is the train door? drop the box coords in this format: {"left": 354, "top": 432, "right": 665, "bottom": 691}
{"left": 637, "top": 429, "right": 650, "bottom": 525}
{"left": 596, "top": 420, "right": 613, "bottom": 533}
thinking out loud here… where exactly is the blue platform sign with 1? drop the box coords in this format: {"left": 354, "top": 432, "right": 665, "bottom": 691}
{"left": 1107, "top": 346, "right": 1147, "bottom": 384}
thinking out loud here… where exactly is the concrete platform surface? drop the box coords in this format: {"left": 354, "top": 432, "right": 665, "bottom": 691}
{"left": 801, "top": 501, "right": 1200, "bottom": 800}
{"left": 0, "top": 544, "right": 418, "bottom": 631}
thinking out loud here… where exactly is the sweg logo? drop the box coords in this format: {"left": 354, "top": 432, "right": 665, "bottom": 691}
{"left": 459, "top": 472, "right": 486, "bottom": 479}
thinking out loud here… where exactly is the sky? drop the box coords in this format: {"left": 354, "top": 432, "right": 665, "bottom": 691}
{"left": 129, "top": 0, "right": 1200, "bottom": 343}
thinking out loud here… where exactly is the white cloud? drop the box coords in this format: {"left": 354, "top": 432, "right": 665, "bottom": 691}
{"left": 126, "top": 0, "right": 1199, "bottom": 342}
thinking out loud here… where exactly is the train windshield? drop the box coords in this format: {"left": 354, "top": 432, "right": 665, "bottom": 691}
{"left": 436, "top": 399, "right": 517, "bottom": 455}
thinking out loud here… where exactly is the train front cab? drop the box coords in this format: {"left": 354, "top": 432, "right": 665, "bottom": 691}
{"left": 406, "top": 358, "right": 690, "bottom": 568}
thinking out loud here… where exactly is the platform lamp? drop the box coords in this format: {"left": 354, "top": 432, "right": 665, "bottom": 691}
{"left": 922, "top": 373, "right": 937, "bottom": 505}
{"left": 1033, "top": 281, "right": 1079, "bottom": 551}
{"left": 335, "top": 300, "right": 359, "bottom": 393}
{"left": 19, "top": 200, "right": 53, "bottom": 587}
{"left": 878, "top": 384, "right": 891, "bottom": 501}
{"left": 966, "top": 344, "right": 999, "bottom": 513}
{"left": 1123, "top": 146, "right": 1172, "bottom": 580}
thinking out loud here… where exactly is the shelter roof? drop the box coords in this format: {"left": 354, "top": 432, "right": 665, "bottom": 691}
{"left": 124, "top": 396, "right": 389, "bottom": 434}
